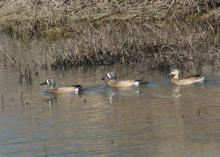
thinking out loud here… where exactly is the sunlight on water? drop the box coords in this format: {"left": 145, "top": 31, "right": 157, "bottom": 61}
{"left": 0, "top": 65, "right": 220, "bottom": 157}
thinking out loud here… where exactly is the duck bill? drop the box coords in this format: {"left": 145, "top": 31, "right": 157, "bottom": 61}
{"left": 40, "top": 81, "right": 47, "bottom": 85}
{"left": 101, "top": 75, "right": 109, "bottom": 80}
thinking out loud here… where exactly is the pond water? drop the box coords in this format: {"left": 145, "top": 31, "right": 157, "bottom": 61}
{"left": 0, "top": 64, "right": 220, "bottom": 157}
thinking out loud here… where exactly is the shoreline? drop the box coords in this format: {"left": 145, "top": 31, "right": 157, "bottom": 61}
{"left": 0, "top": 1, "right": 220, "bottom": 83}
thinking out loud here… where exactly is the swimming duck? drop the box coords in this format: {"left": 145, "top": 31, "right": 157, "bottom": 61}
{"left": 101, "top": 71, "right": 148, "bottom": 88}
{"left": 169, "top": 69, "right": 205, "bottom": 85}
{"left": 40, "top": 79, "right": 82, "bottom": 94}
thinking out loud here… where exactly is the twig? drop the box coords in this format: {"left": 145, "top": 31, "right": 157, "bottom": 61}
{"left": 20, "top": 91, "right": 24, "bottom": 106}
{"left": 43, "top": 145, "right": 48, "bottom": 157}
{"left": 1, "top": 94, "right": 4, "bottom": 111}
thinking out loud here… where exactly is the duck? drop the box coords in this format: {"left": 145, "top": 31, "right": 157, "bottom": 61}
{"left": 101, "top": 71, "right": 148, "bottom": 88}
{"left": 40, "top": 79, "right": 82, "bottom": 95}
{"left": 169, "top": 69, "right": 205, "bottom": 85}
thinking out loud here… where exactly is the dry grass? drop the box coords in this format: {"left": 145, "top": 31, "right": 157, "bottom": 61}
{"left": 48, "top": 19, "right": 220, "bottom": 71}
{"left": 0, "top": 0, "right": 219, "bottom": 35}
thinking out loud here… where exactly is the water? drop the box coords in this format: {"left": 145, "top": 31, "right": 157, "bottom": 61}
{"left": 0, "top": 65, "right": 220, "bottom": 157}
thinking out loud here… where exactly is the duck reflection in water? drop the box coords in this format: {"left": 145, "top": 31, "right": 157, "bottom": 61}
{"left": 107, "top": 86, "right": 143, "bottom": 104}
{"left": 172, "top": 86, "right": 181, "bottom": 98}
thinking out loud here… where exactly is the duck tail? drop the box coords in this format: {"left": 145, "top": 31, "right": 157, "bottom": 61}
{"left": 71, "top": 85, "right": 82, "bottom": 92}
{"left": 135, "top": 79, "right": 148, "bottom": 85}
{"left": 74, "top": 84, "right": 82, "bottom": 87}
{"left": 71, "top": 84, "right": 82, "bottom": 89}
{"left": 197, "top": 76, "right": 205, "bottom": 82}
{"left": 191, "top": 74, "right": 201, "bottom": 77}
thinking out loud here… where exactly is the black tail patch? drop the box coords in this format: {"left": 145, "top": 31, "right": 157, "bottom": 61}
{"left": 135, "top": 79, "right": 148, "bottom": 84}
{"left": 71, "top": 85, "right": 82, "bottom": 88}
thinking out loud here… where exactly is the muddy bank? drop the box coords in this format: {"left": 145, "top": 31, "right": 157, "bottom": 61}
{"left": 1, "top": 19, "right": 219, "bottom": 74}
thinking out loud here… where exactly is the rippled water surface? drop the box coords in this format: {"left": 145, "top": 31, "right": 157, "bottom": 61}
{"left": 1, "top": 65, "right": 220, "bottom": 157}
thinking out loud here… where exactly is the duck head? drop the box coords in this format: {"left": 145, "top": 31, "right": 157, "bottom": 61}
{"left": 169, "top": 69, "right": 180, "bottom": 79}
{"left": 101, "top": 71, "right": 117, "bottom": 80}
{"left": 40, "top": 79, "right": 56, "bottom": 88}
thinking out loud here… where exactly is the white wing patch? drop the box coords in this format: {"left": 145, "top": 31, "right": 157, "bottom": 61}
{"left": 134, "top": 82, "right": 140, "bottom": 86}
{"left": 107, "top": 73, "right": 111, "bottom": 78}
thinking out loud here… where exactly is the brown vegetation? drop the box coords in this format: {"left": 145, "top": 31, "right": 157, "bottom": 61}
{"left": 49, "top": 19, "right": 220, "bottom": 71}
{"left": 0, "top": 0, "right": 220, "bottom": 82}
{"left": 0, "top": 0, "right": 220, "bottom": 36}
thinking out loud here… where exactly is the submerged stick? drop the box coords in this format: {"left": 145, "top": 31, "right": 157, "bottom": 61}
{"left": 1, "top": 93, "right": 5, "bottom": 110}
{"left": 43, "top": 145, "right": 48, "bottom": 157}
{"left": 20, "top": 91, "right": 24, "bottom": 106}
